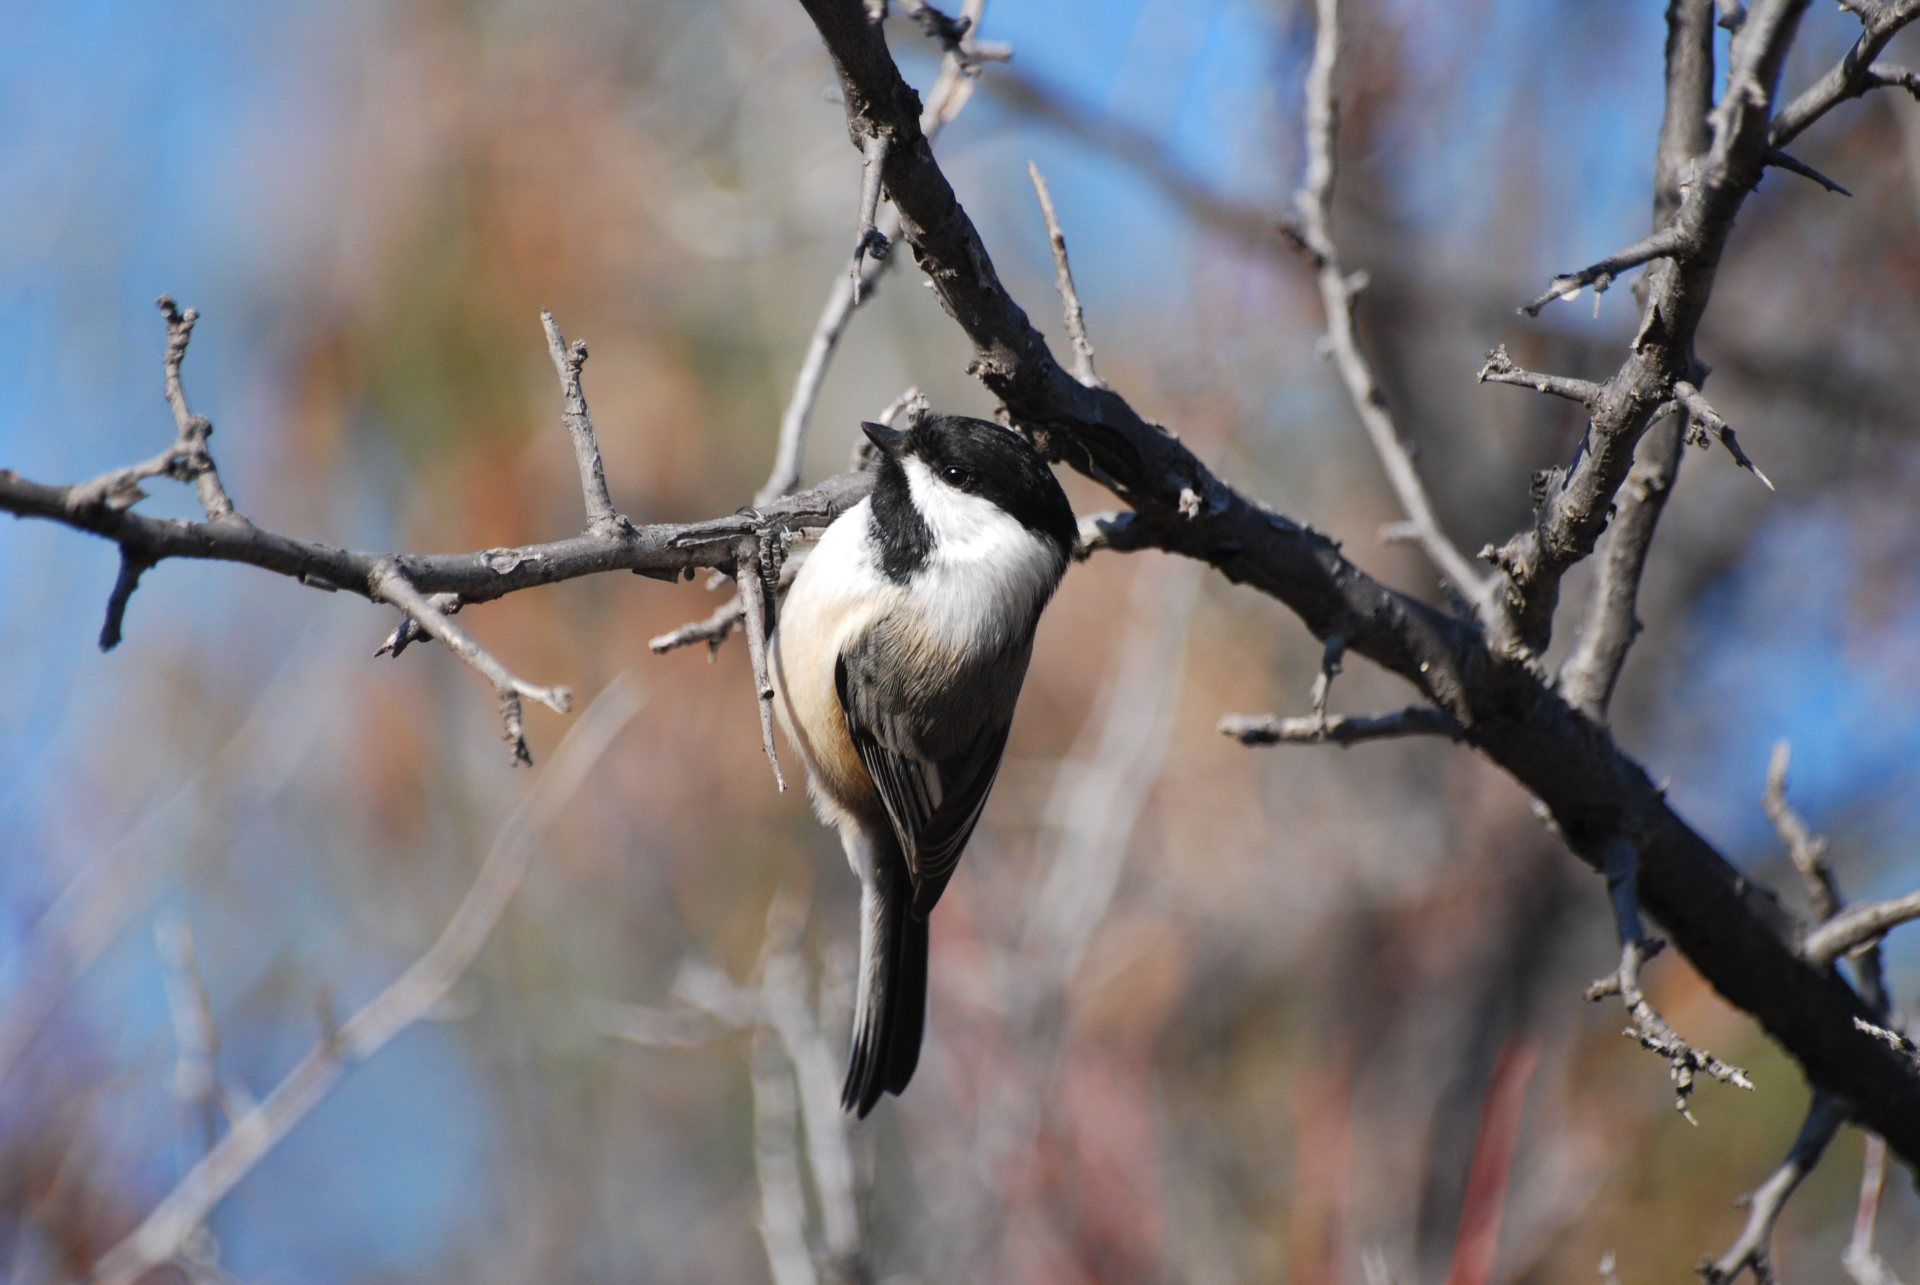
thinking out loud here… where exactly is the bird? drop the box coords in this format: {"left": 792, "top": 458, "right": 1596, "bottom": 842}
{"left": 770, "top": 413, "right": 1076, "bottom": 1116}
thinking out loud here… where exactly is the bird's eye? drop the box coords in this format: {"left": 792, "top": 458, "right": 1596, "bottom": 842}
{"left": 940, "top": 465, "right": 974, "bottom": 489}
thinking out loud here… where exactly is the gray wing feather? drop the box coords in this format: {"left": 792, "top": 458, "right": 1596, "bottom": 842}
{"left": 836, "top": 642, "right": 1016, "bottom": 917}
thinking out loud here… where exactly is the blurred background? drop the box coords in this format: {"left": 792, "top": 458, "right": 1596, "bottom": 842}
{"left": 3, "top": 0, "right": 1919, "bottom": 1280}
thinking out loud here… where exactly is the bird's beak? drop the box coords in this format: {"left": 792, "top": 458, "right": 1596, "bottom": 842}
{"left": 861, "top": 422, "right": 910, "bottom": 458}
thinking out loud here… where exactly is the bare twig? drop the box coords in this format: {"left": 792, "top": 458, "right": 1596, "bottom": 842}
{"left": 157, "top": 296, "right": 239, "bottom": 521}
{"left": 1770, "top": 3, "right": 1920, "bottom": 147}
{"left": 1026, "top": 162, "right": 1102, "bottom": 388}
{"left": 1672, "top": 381, "right": 1775, "bottom": 490}
{"left": 1477, "top": 345, "right": 1602, "bottom": 406}
{"left": 1289, "top": 0, "right": 1491, "bottom": 610}
{"left": 1520, "top": 225, "right": 1689, "bottom": 316}
{"left": 749, "top": 1026, "right": 816, "bottom": 1285}
{"left": 736, "top": 541, "right": 788, "bottom": 791}
{"left": 757, "top": 890, "right": 862, "bottom": 1274}
{"left": 649, "top": 595, "right": 746, "bottom": 657}
{"left": 90, "top": 677, "right": 646, "bottom": 1285}
{"left": 540, "top": 311, "right": 622, "bottom": 532}
{"left": 754, "top": 0, "right": 986, "bottom": 508}
{"left": 1697, "top": 1094, "right": 1846, "bottom": 1283}
{"left": 1219, "top": 706, "right": 1462, "bottom": 747}
{"left": 156, "top": 918, "right": 231, "bottom": 1156}
{"left": 850, "top": 131, "right": 893, "bottom": 304}
{"left": 1764, "top": 742, "right": 1841, "bottom": 921}
{"left": 1586, "top": 839, "right": 1753, "bottom": 1120}
{"left": 1806, "top": 892, "right": 1920, "bottom": 967}
{"left": 1559, "top": 414, "right": 1685, "bottom": 718}
{"left": 369, "top": 561, "right": 572, "bottom": 766}
{"left": 1842, "top": 1134, "right": 1902, "bottom": 1285}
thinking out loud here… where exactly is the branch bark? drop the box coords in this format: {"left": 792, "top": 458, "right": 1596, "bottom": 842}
{"left": 791, "top": 0, "right": 1920, "bottom": 1160}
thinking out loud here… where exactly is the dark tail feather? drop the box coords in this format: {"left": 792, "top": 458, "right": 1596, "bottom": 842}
{"left": 842, "top": 855, "right": 929, "bottom": 1117}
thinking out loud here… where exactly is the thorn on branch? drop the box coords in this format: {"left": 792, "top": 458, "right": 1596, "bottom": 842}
{"left": 1309, "top": 633, "right": 1345, "bottom": 729}
{"left": 1764, "top": 147, "right": 1852, "bottom": 196}
{"left": 1673, "top": 381, "right": 1775, "bottom": 490}
{"left": 369, "top": 562, "right": 571, "bottom": 766}
{"left": 375, "top": 593, "right": 462, "bottom": 659}
{"left": 99, "top": 549, "right": 156, "bottom": 652}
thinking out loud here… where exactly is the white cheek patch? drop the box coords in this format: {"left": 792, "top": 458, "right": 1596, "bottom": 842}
{"left": 899, "top": 456, "right": 1064, "bottom": 650}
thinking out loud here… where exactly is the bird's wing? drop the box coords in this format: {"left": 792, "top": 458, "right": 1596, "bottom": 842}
{"left": 836, "top": 648, "right": 1013, "bottom": 918}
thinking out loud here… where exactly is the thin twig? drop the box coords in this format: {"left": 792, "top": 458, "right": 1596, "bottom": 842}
{"left": 1842, "top": 1134, "right": 1901, "bottom": 1285}
{"left": 1478, "top": 345, "right": 1603, "bottom": 406}
{"left": 850, "top": 131, "right": 893, "bottom": 304}
{"left": 540, "top": 311, "right": 622, "bottom": 532}
{"left": 1806, "top": 892, "right": 1920, "bottom": 967}
{"left": 1219, "top": 706, "right": 1462, "bottom": 747}
{"left": 1290, "top": 0, "right": 1491, "bottom": 609}
{"left": 754, "top": 0, "right": 987, "bottom": 507}
{"left": 1586, "top": 838, "right": 1753, "bottom": 1120}
{"left": 649, "top": 595, "right": 746, "bottom": 657}
{"left": 369, "top": 561, "right": 572, "bottom": 766}
{"left": 1520, "top": 225, "right": 1690, "bottom": 316}
{"left": 90, "top": 677, "right": 646, "bottom": 1285}
{"left": 1770, "top": 4, "right": 1920, "bottom": 147}
{"left": 1765, "top": 147, "right": 1852, "bottom": 195}
{"left": 156, "top": 917, "right": 230, "bottom": 1156}
{"left": 1764, "top": 742, "right": 1841, "bottom": 921}
{"left": 156, "top": 296, "right": 239, "bottom": 521}
{"left": 1697, "top": 1094, "right": 1846, "bottom": 1283}
{"left": 1026, "top": 162, "right": 1102, "bottom": 388}
{"left": 735, "top": 541, "right": 788, "bottom": 791}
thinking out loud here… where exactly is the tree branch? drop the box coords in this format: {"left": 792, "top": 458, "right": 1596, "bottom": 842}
{"left": 540, "top": 310, "right": 621, "bottom": 532}
{"left": 1769, "top": 1, "right": 1920, "bottom": 147}
{"left": 1026, "top": 161, "right": 1102, "bottom": 389}
{"left": 1218, "top": 706, "right": 1462, "bottom": 747}
{"left": 791, "top": 0, "right": 1920, "bottom": 1159}
{"left": 1697, "top": 1094, "right": 1846, "bottom": 1283}
{"left": 1288, "top": 0, "right": 1492, "bottom": 609}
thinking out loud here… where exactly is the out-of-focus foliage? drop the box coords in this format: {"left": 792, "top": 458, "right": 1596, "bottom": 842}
{"left": 2, "top": 1, "right": 1917, "bottom": 1281}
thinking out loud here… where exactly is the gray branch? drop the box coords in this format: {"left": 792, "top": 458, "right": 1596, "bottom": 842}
{"left": 1289, "top": 0, "right": 1492, "bottom": 610}
{"left": 792, "top": 0, "right": 1920, "bottom": 1159}
{"left": 1219, "top": 706, "right": 1462, "bottom": 747}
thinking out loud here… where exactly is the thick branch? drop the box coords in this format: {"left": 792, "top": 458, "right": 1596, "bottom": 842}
{"left": 1559, "top": 0, "right": 1713, "bottom": 720}
{"left": 1489, "top": 0, "right": 1810, "bottom": 660}
{"left": 793, "top": 0, "right": 1920, "bottom": 1159}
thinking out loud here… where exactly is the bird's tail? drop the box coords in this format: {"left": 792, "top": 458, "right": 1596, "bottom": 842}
{"left": 842, "top": 843, "right": 928, "bottom": 1117}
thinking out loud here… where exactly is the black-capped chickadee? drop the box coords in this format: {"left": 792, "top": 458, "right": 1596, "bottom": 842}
{"left": 771, "top": 414, "right": 1076, "bottom": 1116}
